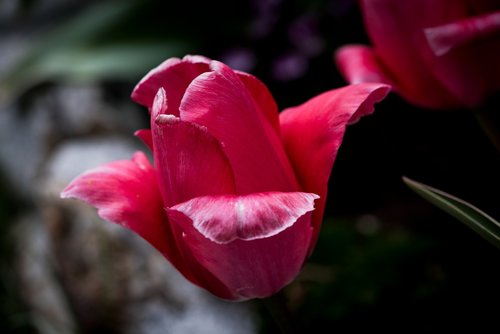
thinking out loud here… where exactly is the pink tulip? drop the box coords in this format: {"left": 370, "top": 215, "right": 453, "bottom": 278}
{"left": 61, "top": 55, "right": 389, "bottom": 300}
{"left": 335, "top": 0, "right": 500, "bottom": 110}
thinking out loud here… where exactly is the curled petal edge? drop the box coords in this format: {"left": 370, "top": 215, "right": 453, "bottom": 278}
{"left": 169, "top": 191, "right": 319, "bottom": 244}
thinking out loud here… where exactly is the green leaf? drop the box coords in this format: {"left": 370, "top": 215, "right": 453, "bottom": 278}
{"left": 0, "top": 42, "right": 188, "bottom": 102}
{"left": 0, "top": 1, "right": 193, "bottom": 103}
{"left": 402, "top": 176, "right": 500, "bottom": 250}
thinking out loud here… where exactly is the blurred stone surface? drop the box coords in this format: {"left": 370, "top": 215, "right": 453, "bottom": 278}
{"left": 42, "top": 136, "right": 143, "bottom": 198}
{"left": 14, "top": 213, "right": 77, "bottom": 334}
{"left": 2, "top": 82, "right": 258, "bottom": 333}
{"left": 0, "top": 83, "right": 145, "bottom": 198}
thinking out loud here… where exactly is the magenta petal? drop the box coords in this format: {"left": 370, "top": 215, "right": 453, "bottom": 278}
{"left": 279, "top": 83, "right": 389, "bottom": 253}
{"left": 60, "top": 152, "right": 171, "bottom": 258}
{"left": 151, "top": 90, "right": 236, "bottom": 206}
{"left": 335, "top": 44, "right": 395, "bottom": 88}
{"left": 424, "top": 11, "right": 500, "bottom": 56}
{"left": 167, "top": 191, "right": 317, "bottom": 300}
{"left": 235, "top": 71, "right": 280, "bottom": 133}
{"left": 180, "top": 60, "right": 299, "bottom": 194}
{"left": 170, "top": 191, "right": 318, "bottom": 243}
{"left": 131, "top": 55, "right": 210, "bottom": 112}
{"left": 134, "top": 129, "right": 153, "bottom": 151}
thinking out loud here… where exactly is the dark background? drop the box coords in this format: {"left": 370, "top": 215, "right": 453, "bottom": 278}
{"left": 1, "top": 0, "right": 499, "bottom": 333}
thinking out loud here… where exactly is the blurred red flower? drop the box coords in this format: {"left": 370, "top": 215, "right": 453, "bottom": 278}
{"left": 335, "top": 0, "right": 500, "bottom": 109}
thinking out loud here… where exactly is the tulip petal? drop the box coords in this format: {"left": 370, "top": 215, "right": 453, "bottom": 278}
{"left": 131, "top": 55, "right": 210, "bottom": 111}
{"left": 134, "top": 129, "right": 153, "bottom": 151}
{"left": 279, "top": 83, "right": 390, "bottom": 253}
{"left": 151, "top": 89, "right": 236, "bottom": 206}
{"left": 180, "top": 60, "right": 299, "bottom": 194}
{"left": 424, "top": 12, "right": 500, "bottom": 56}
{"left": 60, "top": 152, "right": 174, "bottom": 260}
{"left": 167, "top": 191, "right": 317, "bottom": 300}
{"left": 335, "top": 44, "right": 395, "bottom": 87}
{"left": 170, "top": 191, "right": 319, "bottom": 243}
{"left": 236, "top": 71, "right": 280, "bottom": 133}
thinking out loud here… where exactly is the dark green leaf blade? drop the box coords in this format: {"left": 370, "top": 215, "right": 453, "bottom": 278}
{"left": 403, "top": 176, "right": 500, "bottom": 249}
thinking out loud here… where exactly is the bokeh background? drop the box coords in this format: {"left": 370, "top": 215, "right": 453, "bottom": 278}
{"left": 1, "top": 0, "right": 499, "bottom": 333}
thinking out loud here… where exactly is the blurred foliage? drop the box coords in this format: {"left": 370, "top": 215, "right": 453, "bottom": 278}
{"left": 0, "top": 0, "right": 193, "bottom": 102}
{"left": 258, "top": 215, "right": 499, "bottom": 333}
{"left": 304, "top": 219, "right": 435, "bottom": 315}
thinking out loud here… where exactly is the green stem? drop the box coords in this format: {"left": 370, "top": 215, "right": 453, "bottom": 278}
{"left": 261, "top": 291, "right": 297, "bottom": 334}
{"left": 473, "top": 97, "right": 500, "bottom": 153}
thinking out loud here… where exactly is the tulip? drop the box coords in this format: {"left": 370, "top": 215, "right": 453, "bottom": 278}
{"left": 335, "top": 0, "right": 500, "bottom": 110}
{"left": 61, "top": 55, "right": 389, "bottom": 300}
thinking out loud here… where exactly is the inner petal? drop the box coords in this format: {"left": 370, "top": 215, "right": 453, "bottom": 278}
{"left": 179, "top": 60, "right": 300, "bottom": 194}
{"left": 151, "top": 88, "right": 236, "bottom": 207}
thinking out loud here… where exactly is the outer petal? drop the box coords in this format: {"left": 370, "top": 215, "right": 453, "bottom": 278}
{"left": 131, "top": 55, "right": 210, "bottom": 112}
{"left": 279, "top": 83, "right": 390, "bottom": 254}
{"left": 167, "top": 192, "right": 318, "bottom": 300}
{"left": 180, "top": 60, "right": 300, "bottom": 194}
{"left": 151, "top": 88, "right": 236, "bottom": 206}
{"left": 60, "top": 152, "right": 173, "bottom": 261}
{"left": 334, "top": 44, "right": 395, "bottom": 87}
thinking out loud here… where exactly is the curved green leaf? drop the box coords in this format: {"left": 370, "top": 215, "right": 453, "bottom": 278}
{"left": 403, "top": 176, "right": 500, "bottom": 249}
